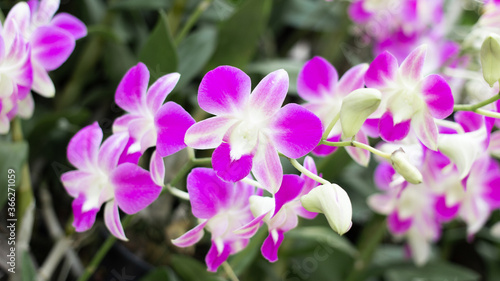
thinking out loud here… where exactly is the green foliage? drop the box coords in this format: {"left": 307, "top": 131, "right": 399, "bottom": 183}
{"left": 287, "top": 226, "right": 358, "bottom": 258}
{"left": 170, "top": 255, "right": 224, "bottom": 281}
{"left": 0, "top": 140, "right": 28, "bottom": 209}
{"left": 384, "top": 262, "right": 480, "bottom": 281}
{"left": 140, "top": 267, "right": 180, "bottom": 281}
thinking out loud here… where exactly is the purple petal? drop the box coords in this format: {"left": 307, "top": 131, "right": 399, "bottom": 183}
{"left": 312, "top": 134, "right": 340, "bottom": 156}
{"left": 490, "top": 131, "right": 500, "bottom": 156}
{"left": 155, "top": 102, "right": 195, "bottom": 157}
{"left": 97, "top": 133, "right": 128, "bottom": 174}
{"left": 50, "top": 13, "right": 87, "bottom": 40}
{"left": 399, "top": 45, "right": 426, "bottom": 81}
{"left": 435, "top": 196, "right": 459, "bottom": 222}
{"left": 198, "top": 66, "right": 250, "bottom": 116}
{"left": 234, "top": 213, "right": 266, "bottom": 238}
{"left": 72, "top": 194, "right": 99, "bottom": 232}
{"left": 348, "top": 0, "right": 372, "bottom": 23}
{"left": 206, "top": 241, "right": 231, "bottom": 272}
{"left": 365, "top": 51, "right": 398, "bottom": 89}
{"left": 336, "top": 63, "right": 369, "bottom": 97}
{"left": 150, "top": 150, "right": 165, "bottom": 186}
{"left": 67, "top": 122, "right": 102, "bottom": 170}
{"left": 61, "top": 170, "right": 94, "bottom": 198}
{"left": 184, "top": 116, "right": 238, "bottom": 149}
{"left": 362, "top": 118, "right": 380, "bottom": 138}
{"left": 117, "top": 134, "right": 142, "bottom": 165}
{"left": 269, "top": 103, "right": 323, "bottom": 158}
{"left": 147, "top": 73, "right": 180, "bottom": 113}
{"left": 31, "top": 61, "right": 55, "bottom": 97}
{"left": 374, "top": 162, "right": 396, "bottom": 191}
{"left": 171, "top": 221, "right": 208, "bottom": 247}
{"left": 454, "top": 111, "right": 483, "bottom": 133}
{"left": 112, "top": 163, "right": 162, "bottom": 214}
{"left": 104, "top": 200, "right": 127, "bottom": 241}
{"left": 261, "top": 230, "right": 285, "bottom": 262}
{"left": 297, "top": 56, "right": 338, "bottom": 101}
{"left": 252, "top": 139, "right": 283, "bottom": 194}
{"left": 411, "top": 111, "right": 438, "bottom": 150}
{"left": 387, "top": 211, "right": 412, "bottom": 235}
{"left": 301, "top": 156, "right": 319, "bottom": 195}
{"left": 421, "top": 74, "right": 453, "bottom": 119}
{"left": 32, "top": 26, "right": 75, "bottom": 71}
{"left": 33, "top": 0, "right": 59, "bottom": 23}
{"left": 115, "top": 63, "right": 149, "bottom": 113}
{"left": 186, "top": 168, "right": 234, "bottom": 219}
{"left": 345, "top": 129, "right": 371, "bottom": 167}
{"left": 379, "top": 112, "right": 411, "bottom": 142}
{"left": 274, "top": 175, "right": 304, "bottom": 216}
{"left": 212, "top": 142, "right": 253, "bottom": 182}
{"left": 249, "top": 69, "right": 288, "bottom": 118}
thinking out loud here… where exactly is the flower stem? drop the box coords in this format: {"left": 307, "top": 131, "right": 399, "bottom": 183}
{"left": 453, "top": 94, "right": 500, "bottom": 112}
{"left": 76, "top": 215, "right": 133, "bottom": 281}
{"left": 474, "top": 108, "right": 500, "bottom": 119}
{"left": 322, "top": 112, "right": 340, "bottom": 140}
{"left": 222, "top": 261, "right": 240, "bottom": 281}
{"left": 174, "top": 0, "right": 213, "bottom": 46}
{"left": 320, "top": 140, "right": 391, "bottom": 160}
{"left": 165, "top": 184, "right": 190, "bottom": 201}
{"left": 240, "top": 177, "right": 264, "bottom": 189}
{"left": 289, "top": 158, "right": 330, "bottom": 185}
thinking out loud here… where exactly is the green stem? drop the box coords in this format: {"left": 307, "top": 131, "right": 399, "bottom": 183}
{"left": 345, "top": 215, "right": 386, "bottom": 281}
{"left": 76, "top": 216, "right": 133, "bottom": 281}
{"left": 165, "top": 184, "right": 190, "bottom": 201}
{"left": 322, "top": 112, "right": 340, "bottom": 140}
{"left": 222, "top": 261, "right": 240, "bottom": 281}
{"left": 289, "top": 158, "right": 330, "bottom": 185}
{"left": 321, "top": 140, "right": 391, "bottom": 160}
{"left": 174, "top": 0, "right": 213, "bottom": 46}
{"left": 453, "top": 94, "right": 500, "bottom": 112}
{"left": 475, "top": 108, "right": 500, "bottom": 119}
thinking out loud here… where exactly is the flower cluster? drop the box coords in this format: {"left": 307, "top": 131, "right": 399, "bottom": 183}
{"left": 0, "top": 0, "right": 86, "bottom": 133}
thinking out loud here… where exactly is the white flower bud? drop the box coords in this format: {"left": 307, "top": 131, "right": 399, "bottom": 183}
{"left": 481, "top": 36, "right": 500, "bottom": 87}
{"left": 390, "top": 148, "right": 423, "bottom": 184}
{"left": 300, "top": 184, "right": 352, "bottom": 235}
{"left": 340, "top": 88, "right": 381, "bottom": 139}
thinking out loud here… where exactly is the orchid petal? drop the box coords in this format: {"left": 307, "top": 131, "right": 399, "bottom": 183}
{"left": 252, "top": 138, "right": 282, "bottom": 194}
{"left": 312, "top": 134, "right": 340, "bottom": 156}
{"left": 345, "top": 129, "right": 371, "bottom": 167}
{"left": 184, "top": 116, "right": 238, "bottom": 149}
{"left": 150, "top": 150, "right": 165, "bottom": 187}
{"left": 387, "top": 211, "right": 412, "bottom": 234}
{"left": 379, "top": 112, "right": 411, "bottom": 142}
{"left": 4, "top": 2, "right": 31, "bottom": 35}
{"left": 412, "top": 111, "right": 438, "bottom": 150}
{"left": 261, "top": 230, "right": 285, "bottom": 262}
{"left": 34, "top": 0, "right": 59, "bottom": 24}
{"left": 336, "top": 63, "right": 369, "bottom": 97}
{"left": 198, "top": 66, "right": 250, "bottom": 116}
{"left": 115, "top": 63, "right": 149, "bottom": 113}
{"left": 365, "top": 51, "right": 398, "bottom": 88}
{"left": 206, "top": 241, "right": 231, "bottom": 272}
{"left": 297, "top": 56, "right": 338, "bottom": 101}
{"left": 32, "top": 26, "right": 75, "bottom": 71}
{"left": 31, "top": 61, "right": 55, "bottom": 97}
{"left": 212, "top": 142, "right": 253, "bottom": 182}
{"left": 399, "top": 45, "right": 426, "bottom": 81}
{"left": 147, "top": 73, "right": 180, "bottom": 113}
{"left": 97, "top": 133, "right": 128, "bottom": 173}
{"left": 51, "top": 13, "right": 87, "bottom": 40}
{"left": 72, "top": 194, "right": 99, "bottom": 232}
{"left": 421, "top": 74, "right": 453, "bottom": 119}
{"left": 249, "top": 69, "right": 288, "bottom": 118}
{"left": 171, "top": 221, "right": 208, "bottom": 247}
{"left": 104, "top": 200, "right": 128, "bottom": 241}
{"left": 274, "top": 175, "right": 304, "bottom": 216}
{"left": 67, "top": 122, "right": 102, "bottom": 170}
{"left": 155, "top": 102, "right": 195, "bottom": 157}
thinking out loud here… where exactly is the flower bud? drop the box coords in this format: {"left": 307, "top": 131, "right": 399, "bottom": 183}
{"left": 481, "top": 36, "right": 500, "bottom": 87}
{"left": 300, "top": 184, "right": 352, "bottom": 235}
{"left": 340, "top": 88, "right": 381, "bottom": 139}
{"left": 390, "top": 148, "right": 423, "bottom": 184}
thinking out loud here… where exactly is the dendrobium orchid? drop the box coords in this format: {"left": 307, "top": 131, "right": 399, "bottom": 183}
{"left": 61, "top": 122, "right": 162, "bottom": 240}
{"left": 365, "top": 45, "right": 454, "bottom": 150}
{"left": 171, "top": 168, "right": 261, "bottom": 272}
{"left": 185, "top": 66, "right": 322, "bottom": 193}
{"left": 113, "top": 62, "right": 195, "bottom": 158}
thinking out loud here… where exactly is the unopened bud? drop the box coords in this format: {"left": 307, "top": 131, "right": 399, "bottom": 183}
{"left": 481, "top": 36, "right": 500, "bottom": 87}
{"left": 340, "top": 88, "right": 381, "bottom": 139}
{"left": 300, "top": 184, "right": 352, "bottom": 235}
{"left": 390, "top": 148, "right": 423, "bottom": 184}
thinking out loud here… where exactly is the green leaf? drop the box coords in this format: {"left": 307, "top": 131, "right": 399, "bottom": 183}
{"left": 111, "top": 0, "right": 172, "bottom": 10}
{"left": 21, "top": 250, "right": 37, "bottom": 281}
{"left": 228, "top": 227, "right": 267, "bottom": 275}
{"left": 177, "top": 26, "right": 218, "bottom": 88}
{"left": 385, "top": 262, "right": 480, "bottom": 281}
{"left": 0, "top": 140, "right": 28, "bottom": 209}
{"left": 140, "top": 267, "right": 180, "bottom": 281}
{"left": 282, "top": 0, "right": 344, "bottom": 31}
{"left": 206, "top": 0, "right": 272, "bottom": 69}
{"left": 139, "top": 10, "right": 178, "bottom": 80}
{"left": 246, "top": 59, "right": 304, "bottom": 94}
{"left": 103, "top": 41, "right": 137, "bottom": 81}
{"left": 287, "top": 226, "right": 358, "bottom": 258}
{"left": 481, "top": 36, "right": 500, "bottom": 87}
{"left": 170, "top": 255, "right": 223, "bottom": 281}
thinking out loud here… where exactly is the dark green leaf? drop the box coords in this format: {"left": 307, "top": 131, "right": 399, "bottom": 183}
{"left": 140, "top": 266, "right": 180, "bottom": 281}
{"left": 0, "top": 140, "right": 28, "bottom": 209}
{"left": 246, "top": 59, "right": 304, "bottom": 94}
{"left": 385, "top": 262, "right": 480, "bottom": 281}
{"left": 207, "top": 0, "right": 272, "bottom": 69}
{"left": 282, "top": 0, "right": 345, "bottom": 31}
{"left": 111, "top": 0, "right": 172, "bottom": 10}
{"left": 139, "top": 11, "right": 178, "bottom": 80}
{"left": 21, "top": 250, "right": 37, "bottom": 281}
{"left": 103, "top": 41, "right": 137, "bottom": 81}
{"left": 287, "top": 226, "right": 358, "bottom": 258}
{"left": 170, "top": 255, "right": 223, "bottom": 281}
{"left": 228, "top": 227, "right": 267, "bottom": 275}
{"left": 177, "top": 26, "right": 218, "bottom": 88}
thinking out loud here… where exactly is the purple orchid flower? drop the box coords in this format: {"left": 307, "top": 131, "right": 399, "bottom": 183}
{"left": 112, "top": 63, "right": 195, "bottom": 158}
{"left": 171, "top": 168, "right": 261, "bottom": 272}
{"left": 297, "top": 56, "right": 377, "bottom": 166}
{"left": 184, "top": 66, "right": 322, "bottom": 193}
{"left": 61, "top": 122, "right": 162, "bottom": 240}
{"left": 365, "top": 44, "right": 454, "bottom": 150}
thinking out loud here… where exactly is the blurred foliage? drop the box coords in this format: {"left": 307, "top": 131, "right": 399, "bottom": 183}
{"left": 0, "top": 0, "right": 496, "bottom": 280}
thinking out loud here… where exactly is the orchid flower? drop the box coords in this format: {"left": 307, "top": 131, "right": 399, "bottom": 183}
{"left": 112, "top": 63, "right": 195, "bottom": 158}
{"left": 185, "top": 66, "right": 322, "bottom": 193}
{"left": 296, "top": 56, "right": 375, "bottom": 166}
{"left": 365, "top": 45, "right": 454, "bottom": 150}
{"left": 171, "top": 168, "right": 261, "bottom": 272}
{"left": 61, "top": 122, "right": 162, "bottom": 240}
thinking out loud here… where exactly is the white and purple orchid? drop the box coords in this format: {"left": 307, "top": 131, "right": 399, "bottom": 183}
{"left": 185, "top": 66, "right": 323, "bottom": 193}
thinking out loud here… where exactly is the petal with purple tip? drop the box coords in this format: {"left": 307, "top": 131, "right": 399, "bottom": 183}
{"left": 155, "top": 102, "right": 195, "bottom": 157}
{"left": 67, "top": 122, "right": 102, "bottom": 170}
{"left": 147, "top": 73, "right": 180, "bottom": 113}
{"left": 274, "top": 175, "right": 304, "bottom": 216}
{"left": 184, "top": 116, "right": 238, "bottom": 149}
{"left": 72, "top": 194, "right": 99, "bottom": 232}
{"left": 171, "top": 221, "right": 208, "bottom": 247}
{"left": 421, "top": 74, "right": 453, "bottom": 119}
{"left": 97, "top": 133, "right": 128, "bottom": 173}
{"left": 249, "top": 69, "right": 288, "bottom": 118}
{"left": 336, "top": 63, "right": 369, "bottom": 97}
{"left": 198, "top": 66, "right": 250, "bottom": 116}
{"left": 387, "top": 211, "right": 412, "bottom": 234}
{"left": 112, "top": 163, "right": 162, "bottom": 214}
{"left": 104, "top": 200, "right": 128, "bottom": 241}
{"left": 206, "top": 241, "right": 231, "bottom": 272}
{"left": 115, "top": 63, "right": 149, "bottom": 113}
{"left": 261, "top": 230, "right": 285, "bottom": 262}
{"left": 312, "top": 134, "right": 340, "bottom": 156}
{"left": 269, "top": 103, "right": 323, "bottom": 158}
{"left": 212, "top": 142, "right": 253, "bottom": 182}
{"left": 51, "top": 13, "right": 87, "bottom": 40}
{"left": 365, "top": 51, "right": 398, "bottom": 89}
{"left": 297, "top": 56, "right": 338, "bottom": 101}
{"left": 32, "top": 26, "right": 75, "bottom": 71}
{"left": 252, "top": 139, "right": 282, "bottom": 194}
{"left": 399, "top": 45, "right": 426, "bottom": 81}
{"left": 379, "top": 112, "right": 410, "bottom": 142}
